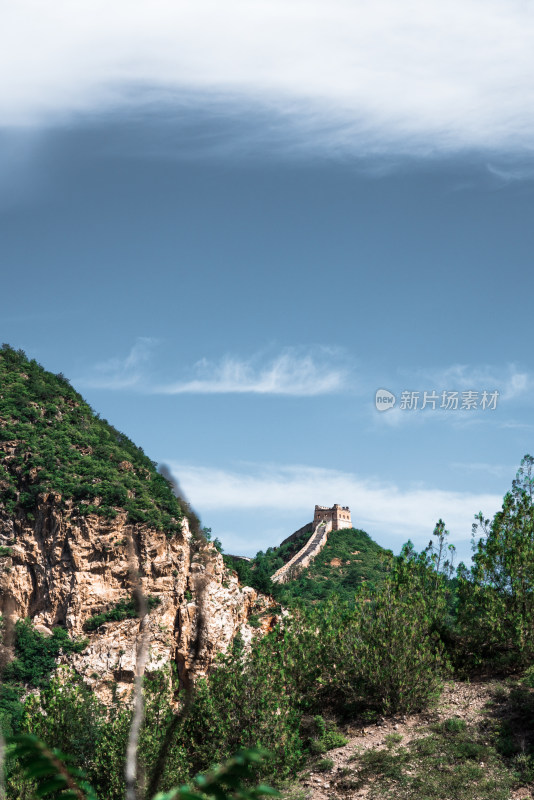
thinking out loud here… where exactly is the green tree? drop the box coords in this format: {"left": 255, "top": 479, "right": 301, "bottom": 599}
{"left": 456, "top": 455, "right": 534, "bottom": 671}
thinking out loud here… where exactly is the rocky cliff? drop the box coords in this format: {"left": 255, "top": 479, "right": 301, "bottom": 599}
{"left": 0, "top": 345, "right": 274, "bottom": 701}
{"left": 0, "top": 490, "right": 272, "bottom": 702}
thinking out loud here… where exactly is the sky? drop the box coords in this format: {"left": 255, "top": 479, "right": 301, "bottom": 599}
{"left": 1, "top": 0, "right": 534, "bottom": 562}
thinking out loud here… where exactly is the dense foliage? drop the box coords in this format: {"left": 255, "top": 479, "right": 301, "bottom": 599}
{"left": 0, "top": 619, "right": 88, "bottom": 739}
{"left": 0, "top": 345, "right": 184, "bottom": 532}
{"left": 3, "top": 619, "right": 87, "bottom": 689}
{"left": 455, "top": 454, "right": 534, "bottom": 673}
{"left": 7, "top": 732, "right": 277, "bottom": 800}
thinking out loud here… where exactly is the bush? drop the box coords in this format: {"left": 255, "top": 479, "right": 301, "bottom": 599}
{"left": 83, "top": 596, "right": 161, "bottom": 631}
{"left": 3, "top": 619, "right": 87, "bottom": 687}
{"left": 295, "top": 546, "right": 448, "bottom": 717}
{"left": 309, "top": 716, "right": 347, "bottom": 752}
{"left": 443, "top": 717, "right": 467, "bottom": 734}
{"left": 21, "top": 667, "right": 105, "bottom": 768}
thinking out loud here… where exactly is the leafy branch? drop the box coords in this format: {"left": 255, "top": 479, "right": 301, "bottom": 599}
{"left": 7, "top": 734, "right": 97, "bottom": 800}
{"left": 7, "top": 735, "right": 278, "bottom": 800}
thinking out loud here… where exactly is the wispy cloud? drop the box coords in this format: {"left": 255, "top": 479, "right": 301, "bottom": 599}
{"left": 80, "top": 343, "right": 350, "bottom": 396}
{"left": 3, "top": 1, "right": 534, "bottom": 159}
{"left": 486, "top": 163, "right": 534, "bottom": 183}
{"left": 426, "top": 363, "right": 531, "bottom": 401}
{"left": 499, "top": 420, "right": 534, "bottom": 430}
{"left": 154, "top": 349, "right": 348, "bottom": 396}
{"left": 450, "top": 461, "right": 516, "bottom": 479}
{"left": 80, "top": 337, "right": 158, "bottom": 390}
{"left": 168, "top": 461, "right": 503, "bottom": 547}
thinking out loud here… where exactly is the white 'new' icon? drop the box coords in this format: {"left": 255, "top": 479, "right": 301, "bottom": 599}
{"left": 375, "top": 389, "right": 396, "bottom": 412}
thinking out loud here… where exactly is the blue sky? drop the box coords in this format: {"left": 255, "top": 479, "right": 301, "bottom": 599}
{"left": 1, "top": 1, "right": 534, "bottom": 562}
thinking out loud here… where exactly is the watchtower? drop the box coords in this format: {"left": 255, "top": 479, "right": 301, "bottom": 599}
{"left": 313, "top": 504, "right": 352, "bottom": 531}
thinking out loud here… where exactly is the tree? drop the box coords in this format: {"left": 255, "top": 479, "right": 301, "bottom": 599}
{"left": 456, "top": 455, "right": 534, "bottom": 670}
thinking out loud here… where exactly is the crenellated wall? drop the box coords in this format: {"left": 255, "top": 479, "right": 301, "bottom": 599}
{"left": 271, "top": 519, "right": 332, "bottom": 583}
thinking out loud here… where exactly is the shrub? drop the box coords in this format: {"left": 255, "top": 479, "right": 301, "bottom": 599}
{"left": 310, "top": 716, "right": 347, "bottom": 751}
{"left": 83, "top": 596, "right": 161, "bottom": 631}
{"left": 3, "top": 619, "right": 87, "bottom": 687}
{"left": 305, "top": 550, "right": 448, "bottom": 716}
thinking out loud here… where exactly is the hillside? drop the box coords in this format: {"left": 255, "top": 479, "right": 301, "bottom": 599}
{"left": 0, "top": 344, "right": 185, "bottom": 532}
{"left": 225, "top": 525, "right": 390, "bottom": 603}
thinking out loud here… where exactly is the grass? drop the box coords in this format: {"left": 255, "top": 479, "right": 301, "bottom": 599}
{"left": 332, "top": 673, "right": 534, "bottom": 799}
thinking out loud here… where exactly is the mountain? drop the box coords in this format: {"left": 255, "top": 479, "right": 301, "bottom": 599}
{"left": 0, "top": 344, "right": 185, "bottom": 532}
{"left": 225, "top": 524, "right": 390, "bottom": 604}
{"left": 0, "top": 345, "right": 273, "bottom": 700}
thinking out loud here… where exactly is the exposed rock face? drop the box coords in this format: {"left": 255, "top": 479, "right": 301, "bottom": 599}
{"left": 0, "top": 494, "right": 270, "bottom": 700}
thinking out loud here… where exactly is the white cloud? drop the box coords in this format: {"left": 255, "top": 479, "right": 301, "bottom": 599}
{"left": 487, "top": 163, "right": 534, "bottom": 183}
{"left": 154, "top": 350, "right": 348, "bottom": 396}
{"left": 168, "top": 461, "right": 503, "bottom": 546}
{"left": 402, "top": 362, "right": 530, "bottom": 398}
{"left": 80, "top": 344, "right": 349, "bottom": 395}
{"left": 500, "top": 420, "right": 534, "bottom": 430}
{"left": 3, "top": 1, "right": 534, "bottom": 157}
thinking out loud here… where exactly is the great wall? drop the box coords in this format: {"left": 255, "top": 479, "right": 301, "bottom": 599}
{"left": 271, "top": 504, "right": 352, "bottom": 584}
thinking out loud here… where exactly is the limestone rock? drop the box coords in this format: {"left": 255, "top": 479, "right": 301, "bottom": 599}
{"left": 0, "top": 495, "right": 271, "bottom": 699}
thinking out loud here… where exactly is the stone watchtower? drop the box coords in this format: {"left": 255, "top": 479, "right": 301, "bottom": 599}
{"left": 313, "top": 504, "right": 352, "bottom": 531}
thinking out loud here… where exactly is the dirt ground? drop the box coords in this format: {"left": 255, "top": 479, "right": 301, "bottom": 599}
{"left": 293, "top": 680, "right": 533, "bottom": 800}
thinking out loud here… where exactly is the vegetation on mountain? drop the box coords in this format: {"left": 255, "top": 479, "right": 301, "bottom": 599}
{"left": 0, "top": 619, "right": 88, "bottom": 739}
{"left": 277, "top": 526, "right": 388, "bottom": 603}
{"left": 0, "top": 344, "right": 184, "bottom": 533}
{"left": 224, "top": 526, "right": 388, "bottom": 603}
{"left": 2, "top": 620, "right": 87, "bottom": 689}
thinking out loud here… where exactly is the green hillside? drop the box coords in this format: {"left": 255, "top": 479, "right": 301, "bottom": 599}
{"left": 225, "top": 526, "right": 390, "bottom": 603}
{"left": 0, "top": 345, "right": 184, "bottom": 533}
